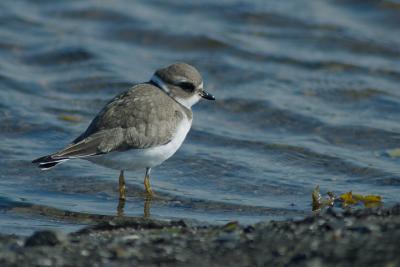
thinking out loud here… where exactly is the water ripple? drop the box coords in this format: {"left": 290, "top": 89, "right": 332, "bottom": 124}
{"left": 0, "top": 0, "right": 400, "bottom": 234}
{"left": 23, "top": 47, "right": 95, "bottom": 66}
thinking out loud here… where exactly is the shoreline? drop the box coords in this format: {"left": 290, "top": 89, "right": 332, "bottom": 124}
{"left": 0, "top": 205, "right": 399, "bottom": 266}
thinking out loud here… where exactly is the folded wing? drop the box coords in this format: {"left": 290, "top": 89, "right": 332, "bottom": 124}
{"left": 32, "top": 84, "right": 188, "bottom": 169}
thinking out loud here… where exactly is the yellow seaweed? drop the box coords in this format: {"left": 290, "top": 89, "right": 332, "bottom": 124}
{"left": 312, "top": 187, "right": 382, "bottom": 211}
{"left": 386, "top": 148, "right": 400, "bottom": 158}
{"left": 312, "top": 186, "right": 335, "bottom": 211}
{"left": 312, "top": 185, "right": 322, "bottom": 211}
{"left": 339, "top": 191, "right": 382, "bottom": 207}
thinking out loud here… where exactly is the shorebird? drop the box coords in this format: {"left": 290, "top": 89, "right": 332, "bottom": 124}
{"left": 33, "top": 63, "right": 215, "bottom": 202}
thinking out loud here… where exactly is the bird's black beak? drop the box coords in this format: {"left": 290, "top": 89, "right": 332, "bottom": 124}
{"left": 200, "top": 90, "right": 215, "bottom": 100}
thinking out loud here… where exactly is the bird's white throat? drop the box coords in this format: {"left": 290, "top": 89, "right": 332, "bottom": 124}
{"left": 174, "top": 94, "right": 201, "bottom": 109}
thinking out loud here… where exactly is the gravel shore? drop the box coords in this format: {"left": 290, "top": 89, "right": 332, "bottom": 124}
{"left": 1, "top": 205, "right": 399, "bottom": 267}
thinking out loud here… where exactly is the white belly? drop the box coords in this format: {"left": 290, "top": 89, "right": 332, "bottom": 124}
{"left": 86, "top": 117, "right": 192, "bottom": 171}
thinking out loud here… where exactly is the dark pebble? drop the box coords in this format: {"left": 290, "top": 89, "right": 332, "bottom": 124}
{"left": 25, "top": 230, "right": 65, "bottom": 247}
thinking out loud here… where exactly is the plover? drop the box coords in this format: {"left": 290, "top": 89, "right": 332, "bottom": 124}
{"left": 33, "top": 62, "right": 215, "bottom": 201}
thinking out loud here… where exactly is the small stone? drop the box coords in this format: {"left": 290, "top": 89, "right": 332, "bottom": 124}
{"left": 80, "top": 249, "right": 90, "bottom": 256}
{"left": 38, "top": 258, "right": 52, "bottom": 266}
{"left": 243, "top": 225, "right": 255, "bottom": 233}
{"left": 25, "top": 230, "right": 66, "bottom": 247}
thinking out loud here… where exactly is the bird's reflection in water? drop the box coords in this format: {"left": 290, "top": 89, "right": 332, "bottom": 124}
{"left": 143, "top": 197, "right": 152, "bottom": 218}
{"left": 116, "top": 197, "right": 153, "bottom": 218}
{"left": 117, "top": 198, "right": 125, "bottom": 217}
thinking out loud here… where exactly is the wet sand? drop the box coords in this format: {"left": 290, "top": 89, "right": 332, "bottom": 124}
{"left": 1, "top": 205, "right": 399, "bottom": 267}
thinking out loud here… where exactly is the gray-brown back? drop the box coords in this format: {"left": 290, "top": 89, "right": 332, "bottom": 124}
{"left": 53, "top": 83, "right": 192, "bottom": 158}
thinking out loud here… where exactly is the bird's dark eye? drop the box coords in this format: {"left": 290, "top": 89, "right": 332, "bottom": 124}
{"left": 179, "top": 82, "right": 195, "bottom": 92}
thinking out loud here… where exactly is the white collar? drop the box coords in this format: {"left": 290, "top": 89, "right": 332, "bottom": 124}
{"left": 150, "top": 74, "right": 170, "bottom": 94}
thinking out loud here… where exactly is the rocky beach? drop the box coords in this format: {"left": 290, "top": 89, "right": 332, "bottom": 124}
{"left": 1, "top": 205, "right": 399, "bottom": 267}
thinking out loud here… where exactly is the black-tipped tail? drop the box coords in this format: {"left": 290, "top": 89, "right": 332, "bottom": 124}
{"left": 32, "top": 155, "right": 68, "bottom": 170}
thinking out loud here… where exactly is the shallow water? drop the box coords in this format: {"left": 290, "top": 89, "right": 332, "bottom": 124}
{"left": 1, "top": 0, "right": 400, "bottom": 235}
